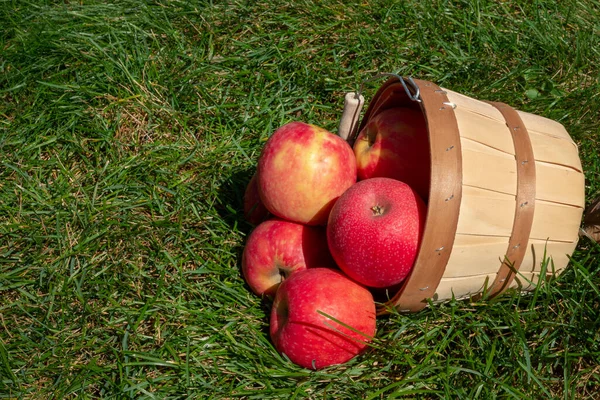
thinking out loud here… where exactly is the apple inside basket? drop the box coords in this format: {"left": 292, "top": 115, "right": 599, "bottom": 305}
{"left": 345, "top": 77, "right": 585, "bottom": 313}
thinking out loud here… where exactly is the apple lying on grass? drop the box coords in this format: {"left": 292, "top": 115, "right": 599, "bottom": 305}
{"left": 243, "top": 173, "right": 270, "bottom": 225}
{"left": 242, "top": 218, "right": 335, "bottom": 297}
{"left": 270, "top": 268, "right": 376, "bottom": 370}
{"left": 257, "top": 121, "right": 357, "bottom": 226}
{"left": 327, "top": 177, "right": 426, "bottom": 288}
{"left": 353, "top": 107, "right": 430, "bottom": 201}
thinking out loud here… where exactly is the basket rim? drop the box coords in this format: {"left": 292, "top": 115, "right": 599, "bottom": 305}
{"left": 358, "top": 78, "right": 464, "bottom": 314}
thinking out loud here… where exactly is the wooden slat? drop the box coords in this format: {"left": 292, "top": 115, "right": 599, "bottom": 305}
{"left": 435, "top": 271, "right": 554, "bottom": 301}
{"left": 461, "top": 138, "right": 517, "bottom": 195}
{"left": 535, "top": 161, "right": 586, "bottom": 207}
{"left": 520, "top": 239, "right": 578, "bottom": 274}
{"left": 443, "top": 235, "right": 510, "bottom": 277}
{"left": 452, "top": 107, "right": 516, "bottom": 154}
{"left": 517, "top": 110, "right": 574, "bottom": 141}
{"left": 531, "top": 200, "right": 583, "bottom": 241}
{"left": 456, "top": 186, "right": 516, "bottom": 237}
{"left": 529, "top": 129, "right": 583, "bottom": 171}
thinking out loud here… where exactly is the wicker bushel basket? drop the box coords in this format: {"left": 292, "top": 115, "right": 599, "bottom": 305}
{"left": 344, "top": 76, "right": 586, "bottom": 313}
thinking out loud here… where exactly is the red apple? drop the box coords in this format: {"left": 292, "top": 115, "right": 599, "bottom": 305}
{"left": 353, "top": 107, "right": 430, "bottom": 201}
{"left": 270, "top": 268, "right": 376, "bottom": 370}
{"left": 257, "top": 121, "right": 357, "bottom": 226}
{"left": 242, "top": 218, "right": 335, "bottom": 297}
{"left": 243, "top": 173, "right": 270, "bottom": 225}
{"left": 327, "top": 177, "right": 426, "bottom": 288}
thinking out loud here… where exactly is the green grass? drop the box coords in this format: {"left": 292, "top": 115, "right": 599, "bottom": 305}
{"left": 1, "top": 0, "right": 599, "bottom": 398}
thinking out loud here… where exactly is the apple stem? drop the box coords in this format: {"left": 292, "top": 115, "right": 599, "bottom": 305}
{"left": 366, "top": 127, "right": 377, "bottom": 147}
{"left": 371, "top": 205, "right": 385, "bottom": 216}
{"left": 279, "top": 268, "right": 288, "bottom": 283}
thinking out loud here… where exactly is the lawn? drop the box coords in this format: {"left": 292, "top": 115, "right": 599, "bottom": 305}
{"left": 1, "top": 0, "right": 599, "bottom": 398}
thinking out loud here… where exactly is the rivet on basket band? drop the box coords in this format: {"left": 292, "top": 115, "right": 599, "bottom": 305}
{"left": 435, "top": 246, "right": 445, "bottom": 252}
{"left": 520, "top": 201, "right": 529, "bottom": 207}
{"left": 442, "top": 101, "right": 457, "bottom": 109}
{"left": 446, "top": 145, "right": 455, "bottom": 151}
{"left": 419, "top": 286, "right": 429, "bottom": 291}
{"left": 445, "top": 194, "right": 454, "bottom": 201}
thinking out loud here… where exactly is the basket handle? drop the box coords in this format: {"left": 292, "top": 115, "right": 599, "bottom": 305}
{"left": 337, "top": 92, "right": 365, "bottom": 141}
{"left": 338, "top": 74, "right": 421, "bottom": 144}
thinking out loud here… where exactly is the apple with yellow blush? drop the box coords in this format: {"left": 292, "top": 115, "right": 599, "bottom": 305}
{"left": 257, "top": 122, "right": 357, "bottom": 225}
{"left": 241, "top": 218, "right": 335, "bottom": 297}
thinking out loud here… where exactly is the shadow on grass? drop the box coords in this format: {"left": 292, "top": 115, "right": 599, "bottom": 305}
{"left": 215, "top": 165, "right": 276, "bottom": 325}
{"left": 215, "top": 166, "right": 257, "bottom": 235}
{"left": 215, "top": 166, "right": 293, "bottom": 339}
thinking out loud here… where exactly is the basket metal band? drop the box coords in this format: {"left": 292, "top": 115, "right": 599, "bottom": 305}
{"left": 484, "top": 101, "right": 537, "bottom": 298}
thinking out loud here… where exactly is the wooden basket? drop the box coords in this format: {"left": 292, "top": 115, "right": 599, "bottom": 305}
{"left": 349, "top": 77, "right": 586, "bottom": 313}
